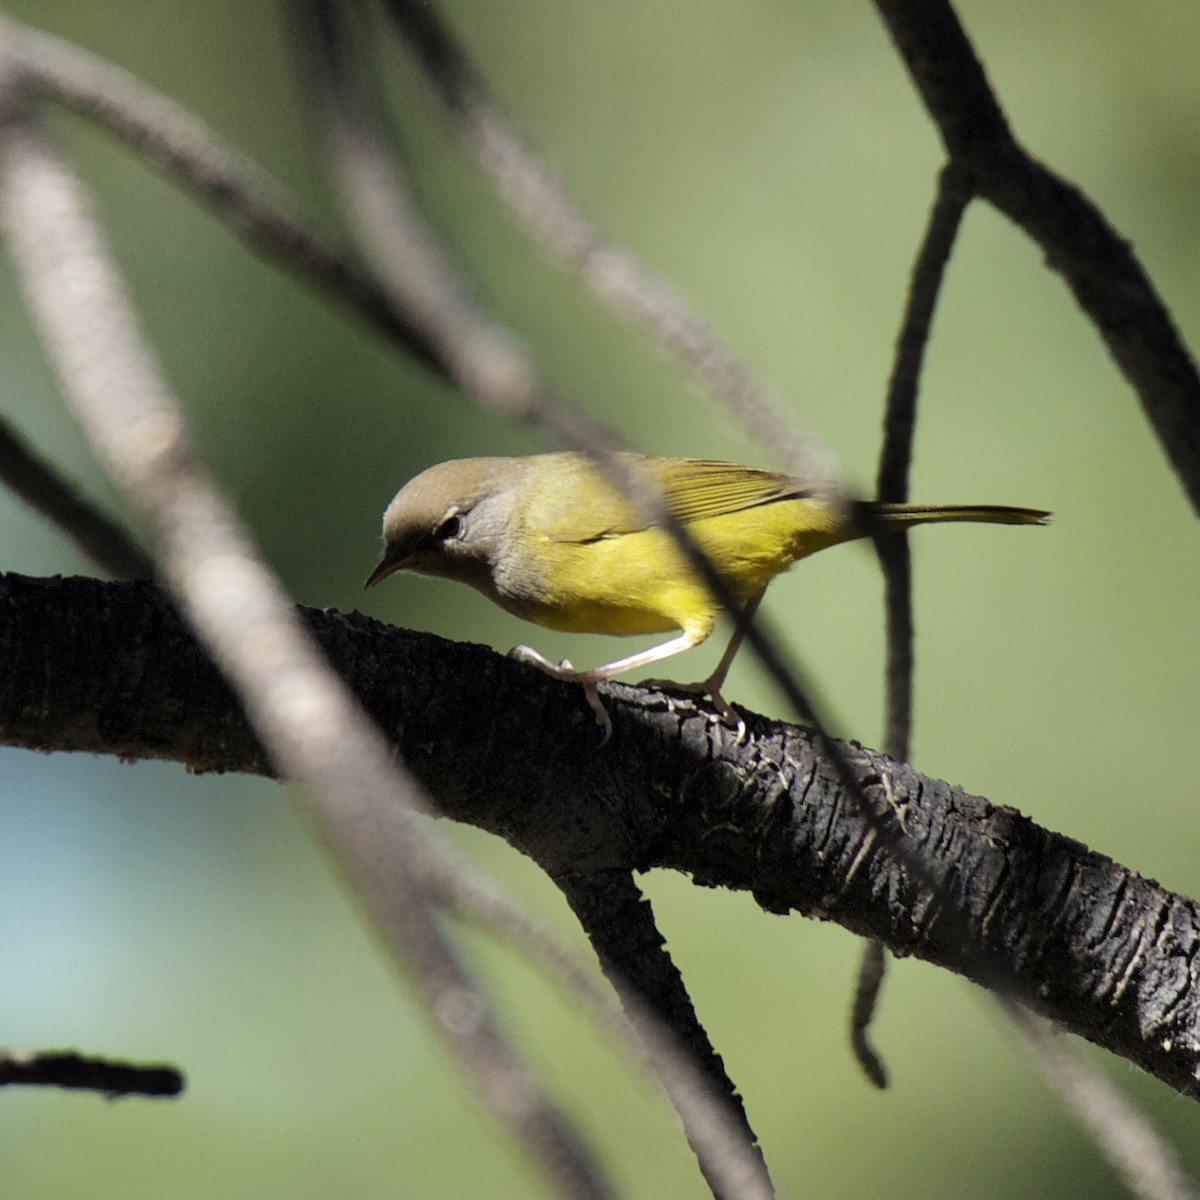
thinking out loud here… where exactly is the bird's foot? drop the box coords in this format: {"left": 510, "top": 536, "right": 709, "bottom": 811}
{"left": 508, "top": 646, "right": 613, "bottom": 746}
{"left": 509, "top": 644, "right": 582, "bottom": 679}
{"left": 641, "top": 675, "right": 747, "bottom": 744}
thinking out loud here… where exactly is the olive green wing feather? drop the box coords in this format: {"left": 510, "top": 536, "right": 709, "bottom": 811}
{"left": 654, "top": 459, "right": 812, "bottom": 524}
{"left": 539, "top": 456, "right": 810, "bottom": 544}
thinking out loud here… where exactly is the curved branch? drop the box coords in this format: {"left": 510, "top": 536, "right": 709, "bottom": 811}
{"left": 875, "top": 159, "right": 971, "bottom": 759}
{"left": 2, "top": 571, "right": 1197, "bottom": 1104}
{"left": 873, "top": 0, "right": 1200, "bottom": 514}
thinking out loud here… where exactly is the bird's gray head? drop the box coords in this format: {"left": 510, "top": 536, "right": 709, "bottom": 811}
{"left": 365, "top": 457, "right": 522, "bottom": 595}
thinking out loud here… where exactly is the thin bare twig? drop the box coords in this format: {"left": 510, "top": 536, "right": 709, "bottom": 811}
{"left": 378, "top": 0, "right": 836, "bottom": 488}
{"left": 0, "top": 1048, "right": 183, "bottom": 1097}
{"left": 0, "top": 415, "right": 154, "bottom": 578}
{"left": 848, "top": 940, "right": 889, "bottom": 1089}
{"left": 849, "top": 161, "right": 971, "bottom": 1084}
{"left": 874, "top": 158, "right": 971, "bottom": 760}
{"left": 0, "top": 49, "right": 611, "bottom": 1200}
{"left": 1004, "top": 1003, "right": 1199, "bottom": 1200}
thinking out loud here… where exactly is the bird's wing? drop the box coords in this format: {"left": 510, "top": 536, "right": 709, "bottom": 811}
{"left": 655, "top": 459, "right": 812, "bottom": 524}
{"left": 542, "top": 457, "right": 810, "bottom": 544}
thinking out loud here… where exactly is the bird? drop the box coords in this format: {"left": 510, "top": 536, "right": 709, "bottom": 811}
{"left": 366, "top": 452, "right": 1048, "bottom": 739}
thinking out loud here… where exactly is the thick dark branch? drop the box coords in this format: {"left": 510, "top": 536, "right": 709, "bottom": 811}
{"left": 874, "top": 0, "right": 1200, "bottom": 515}
{"left": 3, "top": 571, "right": 1200, "bottom": 1103}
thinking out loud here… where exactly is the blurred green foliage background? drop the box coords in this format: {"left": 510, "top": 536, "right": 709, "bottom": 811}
{"left": 2, "top": 1, "right": 1199, "bottom": 1196}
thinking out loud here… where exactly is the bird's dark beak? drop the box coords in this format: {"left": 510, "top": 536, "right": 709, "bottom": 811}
{"left": 365, "top": 546, "right": 405, "bottom": 590}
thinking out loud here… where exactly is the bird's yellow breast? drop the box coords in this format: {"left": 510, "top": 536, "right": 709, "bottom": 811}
{"left": 497, "top": 495, "right": 846, "bottom": 638}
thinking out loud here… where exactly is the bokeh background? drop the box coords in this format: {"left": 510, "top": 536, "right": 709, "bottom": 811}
{"left": 2, "top": 1, "right": 1199, "bottom": 1196}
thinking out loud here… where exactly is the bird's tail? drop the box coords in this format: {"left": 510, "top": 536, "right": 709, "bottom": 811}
{"left": 852, "top": 502, "right": 1050, "bottom": 533}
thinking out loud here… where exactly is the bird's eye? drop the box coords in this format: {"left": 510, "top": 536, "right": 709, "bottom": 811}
{"left": 435, "top": 513, "right": 462, "bottom": 541}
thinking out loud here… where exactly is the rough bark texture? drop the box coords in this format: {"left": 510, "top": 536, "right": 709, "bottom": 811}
{"left": 3, "top": 571, "right": 1199, "bottom": 1101}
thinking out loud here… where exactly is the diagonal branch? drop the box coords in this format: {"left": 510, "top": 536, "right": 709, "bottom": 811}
{"left": 556, "top": 870, "right": 770, "bottom": 1200}
{"left": 10, "top": 20, "right": 444, "bottom": 373}
{"left": 0, "top": 414, "right": 154, "bottom": 578}
{"left": 3, "top": 571, "right": 1199, "bottom": 1107}
{"left": 0, "top": 58, "right": 611, "bottom": 1199}
{"left": 379, "top": 0, "right": 835, "bottom": 485}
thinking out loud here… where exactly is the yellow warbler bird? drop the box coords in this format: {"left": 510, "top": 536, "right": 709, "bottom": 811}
{"left": 367, "top": 453, "right": 1047, "bottom": 734}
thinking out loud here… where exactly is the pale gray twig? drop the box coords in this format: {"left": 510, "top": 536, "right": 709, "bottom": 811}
{"left": 379, "top": 0, "right": 837, "bottom": 488}
{"left": 0, "top": 43, "right": 612, "bottom": 1200}
{"left": 1004, "top": 1003, "right": 1199, "bottom": 1200}
{"left": 11, "top": 20, "right": 443, "bottom": 373}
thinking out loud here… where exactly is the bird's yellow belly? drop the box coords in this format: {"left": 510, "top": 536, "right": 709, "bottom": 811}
{"left": 498, "top": 504, "right": 830, "bottom": 637}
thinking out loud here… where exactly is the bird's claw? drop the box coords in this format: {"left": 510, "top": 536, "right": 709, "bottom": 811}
{"left": 509, "top": 644, "right": 579, "bottom": 676}
{"left": 581, "top": 680, "right": 613, "bottom": 748}
{"left": 509, "top": 646, "right": 612, "bottom": 746}
{"left": 641, "top": 676, "right": 748, "bottom": 744}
